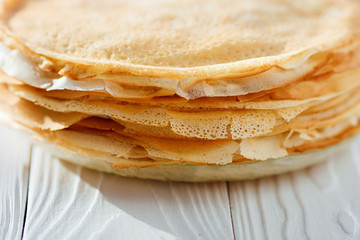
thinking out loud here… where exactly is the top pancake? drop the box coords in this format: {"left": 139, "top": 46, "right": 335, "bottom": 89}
{"left": 1, "top": 0, "right": 360, "bottom": 79}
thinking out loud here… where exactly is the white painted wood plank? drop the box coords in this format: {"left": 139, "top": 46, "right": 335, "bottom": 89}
{"left": 23, "top": 144, "right": 234, "bottom": 240}
{"left": 0, "top": 125, "right": 32, "bottom": 240}
{"left": 229, "top": 138, "right": 360, "bottom": 240}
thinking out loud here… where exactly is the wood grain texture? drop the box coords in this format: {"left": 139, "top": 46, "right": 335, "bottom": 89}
{"left": 0, "top": 125, "right": 31, "bottom": 240}
{"left": 229, "top": 138, "right": 360, "bottom": 240}
{"left": 22, "top": 144, "right": 234, "bottom": 240}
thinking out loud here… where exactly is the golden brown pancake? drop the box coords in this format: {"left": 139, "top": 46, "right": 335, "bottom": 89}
{"left": 0, "top": 0, "right": 360, "bottom": 181}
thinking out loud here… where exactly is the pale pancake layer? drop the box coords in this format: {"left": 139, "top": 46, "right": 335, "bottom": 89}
{"left": 0, "top": 41, "right": 360, "bottom": 99}
{"left": 1, "top": 83, "right": 360, "bottom": 166}
{"left": 0, "top": 0, "right": 359, "bottom": 96}
{"left": 0, "top": 0, "right": 360, "bottom": 180}
{"left": 4, "top": 81, "right": 360, "bottom": 140}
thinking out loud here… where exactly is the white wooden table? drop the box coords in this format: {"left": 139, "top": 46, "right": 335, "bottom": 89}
{"left": 1, "top": 123, "right": 360, "bottom": 240}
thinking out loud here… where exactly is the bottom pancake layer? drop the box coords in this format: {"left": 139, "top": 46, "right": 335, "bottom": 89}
{"left": 42, "top": 134, "right": 355, "bottom": 182}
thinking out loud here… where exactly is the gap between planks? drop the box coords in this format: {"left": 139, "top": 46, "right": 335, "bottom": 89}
{"left": 21, "top": 144, "right": 33, "bottom": 240}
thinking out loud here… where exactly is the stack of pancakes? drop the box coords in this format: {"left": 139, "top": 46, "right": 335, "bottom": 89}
{"left": 0, "top": 0, "right": 360, "bottom": 181}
